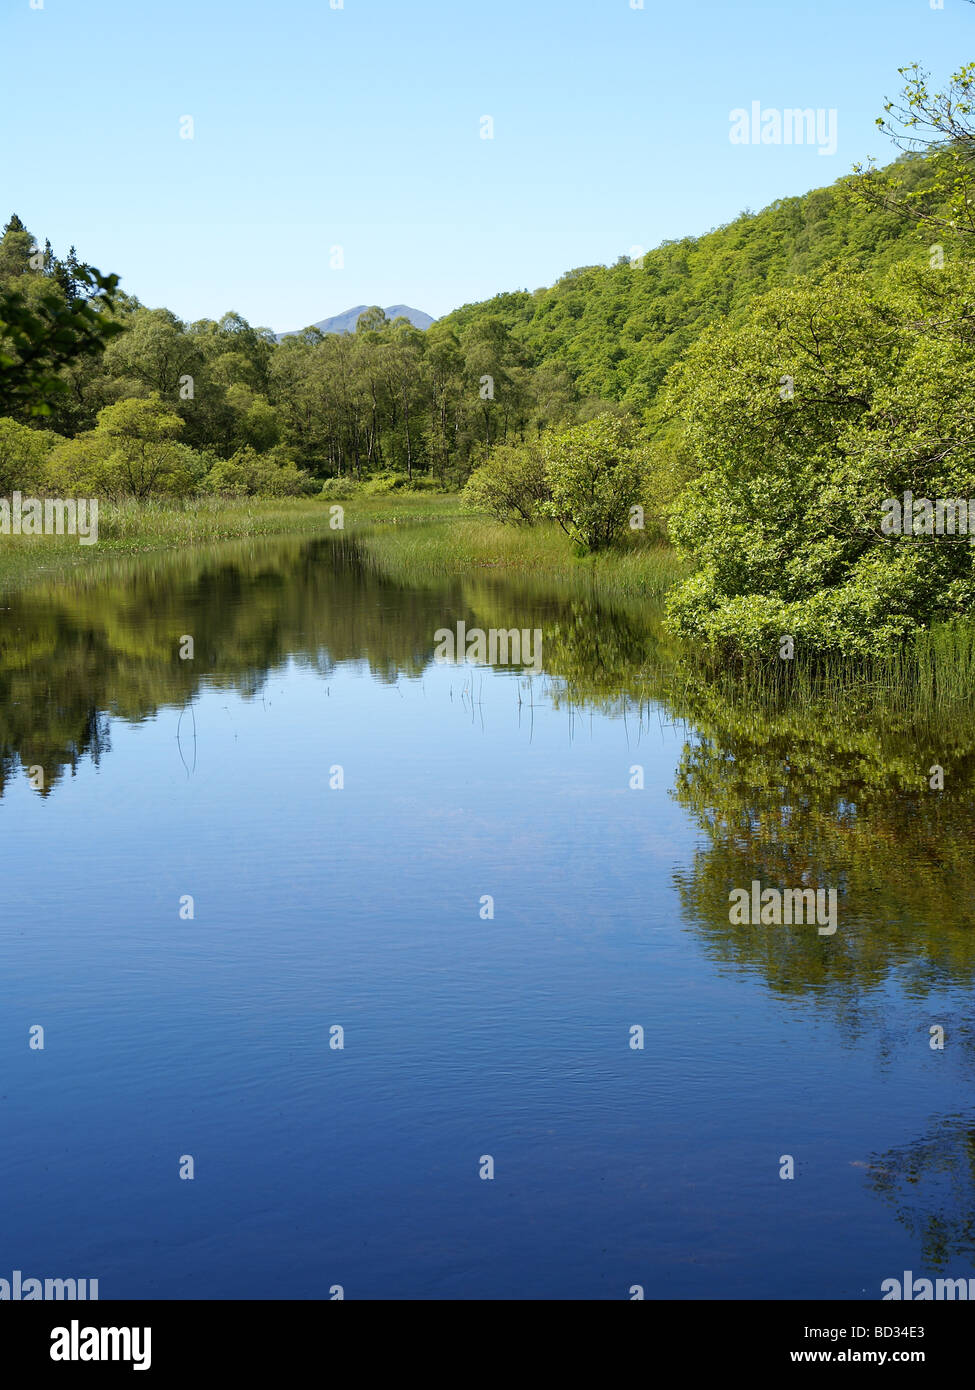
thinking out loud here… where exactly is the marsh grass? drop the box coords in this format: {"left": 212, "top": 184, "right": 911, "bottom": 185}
{"left": 0, "top": 494, "right": 459, "bottom": 591}
{"left": 0, "top": 497, "right": 332, "bottom": 585}
{"left": 686, "top": 617, "right": 975, "bottom": 722}
{"left": 353, "top": 511, "right": 689, "bottom": 603}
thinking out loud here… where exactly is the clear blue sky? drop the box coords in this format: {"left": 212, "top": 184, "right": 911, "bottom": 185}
{"left": 1, "top": 0, "right": 971, "bottom": 331}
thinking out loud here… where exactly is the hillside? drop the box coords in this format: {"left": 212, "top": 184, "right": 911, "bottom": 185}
{"left": 440, "top": 158, "right": 938, "bottom": 412}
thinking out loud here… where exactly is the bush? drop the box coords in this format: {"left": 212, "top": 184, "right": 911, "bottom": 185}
{"left": 401, "top": 474, "right": 444, "bottom": 493}
{"left": 361, "top": 472, "right": 408, "bottom": 494}
{"left": 203, "top": 445, "right": 316, "bottom": 498}
{"left": 319, "top": 476, "right": 361, "bottom": 500}
{"left": 664, "top": 262, "right": 975, "bottom": 658}
{"left": 0, "top": 416, "right": 59, "bottom": 492}
{"left": 541, "top": 414, "right": 648, "bottom": 551}
{"left": 462, "top": 443, "right": 549, "bottom": 522}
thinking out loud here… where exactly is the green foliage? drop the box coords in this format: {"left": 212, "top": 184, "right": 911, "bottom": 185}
{"left": 443, "top": 165, "right": 934, "bottom": 413}
{"left": 203, "top": 444, "right": 316, "bottom": 498}
{"left": 46, "top": 394, "right": 208, "bottom": 498}
{"left": 0, "top": 214, "right": 125, "bottom": 420}
{"left": 319, "top": 476, "right": 361, "bottom": 500}
{"left": 0, "top": 269, "right": 124, "bottom": 420}
{"left": 360, "top": 472, "right": 410, "bottom": 495}
{"left": 0, "top": 416, "right": 59, "bottom": 492}
{"left": 461, "top": 442, "right": 549, "bottom": 523}
{"left": 93, "top": 393, "right": 187, "bottom": 497}
{"left": 355, "top": 471, "right": 443, "bottom": 494}
{"left": 664, "top": 260, "right": 975, "bottom": 657}
{"left": 541, "top": 414, "right": 648, "bottom": 552}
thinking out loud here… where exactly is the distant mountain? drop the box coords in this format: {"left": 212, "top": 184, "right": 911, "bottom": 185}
{"left": 277, "top": 305, "right": 435, "bottom": 340}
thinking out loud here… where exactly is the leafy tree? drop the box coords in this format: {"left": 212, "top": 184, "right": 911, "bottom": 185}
{"left": 462, "top": 442, "right": 549, "bottom": 523}
{"left": 542, "top": 414, "right": 648, "bottom": 551}
{"left": 0, "top": 416, "right": 59, "bottom": 491}
{"left": 0, "top": 215, "right": 126, "bottom": 420}
{"left": 664, "top": 261, "right": 975, "bottom": 658}
{"left": 101, "top": 307, "right": 199, "bottom": 398}
{"left": 47, "top": 394, "right": 201, "bottom": 498}
{"left": 0, "top": 214, "right": 34, "bottom": 279}
{"left": 356, "top": 306, "right": 387, "bottom": 334}
{"left": 1, "top": 270, "right": 124, "bottom": 419}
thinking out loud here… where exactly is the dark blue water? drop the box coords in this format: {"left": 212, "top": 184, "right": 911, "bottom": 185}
{"left": 2, "top": 534, "right": 973, "bottom": 1298}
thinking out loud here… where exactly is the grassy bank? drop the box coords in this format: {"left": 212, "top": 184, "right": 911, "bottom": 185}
{"left": 0, "top": 493, "right": 461, "bottom": 591}
{"left": 353, "top": 510, "right": 689, "bottom": 602}
{"left": 0, "top": 496, "right": 320, "bottom": 589}
{"left": 0, "top": 491, "right": 687, "bottom": 603}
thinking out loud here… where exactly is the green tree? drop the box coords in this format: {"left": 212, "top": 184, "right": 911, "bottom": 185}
{"left": 0, "top": 416, "right": 59, "bottom": 491}
{"left": 47, "top": 394, "right": 199, "bottom": 498}
{"left": 1, "top": 270, "right": 124, "bottom": 419}
{"left": 665, "top": 261, "right": 975, "bottom": 658}
{"left": 0, "top": 214, "right": 34, "bottom": 280}
{"left": 542, "top": 414, "right": 648, "bottom": 551}
{"left": 462, "top": 442, "right": 549, "bottom": 523}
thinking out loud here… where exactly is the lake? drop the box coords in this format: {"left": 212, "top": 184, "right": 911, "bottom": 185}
{"left": 2, "top": 529, "right": 974, "bottom": 1299}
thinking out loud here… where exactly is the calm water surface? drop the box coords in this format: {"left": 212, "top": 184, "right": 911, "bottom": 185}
{"left": 2, "top": 532, "right": 973, "bottom": 1298}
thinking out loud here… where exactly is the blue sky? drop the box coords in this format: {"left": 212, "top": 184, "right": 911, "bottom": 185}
{"left": 1, "top": 0, "right": 971, "bottom": 331}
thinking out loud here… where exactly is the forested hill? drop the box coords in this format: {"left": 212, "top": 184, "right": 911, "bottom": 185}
{"left": 440, "top": 157, "right": 936, "bottom": 412}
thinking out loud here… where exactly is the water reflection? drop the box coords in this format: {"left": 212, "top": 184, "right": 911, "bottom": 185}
{"left": 4, "top": 528, "right": 975, "bottom": 1285}
{"left": 670, "top": 686, "right": 975, "bottom": 994}
{"left": 867, "top": 1114, "right": 975, "bottom": 1270}
{"left": 7, "top": 530, "right": 975, "bottom": 999}
{"left": 0, "top": 533, "right": 669, "bottom": 795}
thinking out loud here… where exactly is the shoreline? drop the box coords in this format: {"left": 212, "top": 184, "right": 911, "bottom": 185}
{"left": 0, "top": 492, "right": 683, "bottom": 601}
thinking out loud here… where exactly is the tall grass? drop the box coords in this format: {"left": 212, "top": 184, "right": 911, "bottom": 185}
{"left": 354, "top": 513, "right": 689, "bottom": 602}
{"left": 909, "top": 618, "right": 975, "bottom": 711}
{"left": 0, "top": 493, "right": 460, "bottom": 591}
{"left": 684, "top": 616, "right": 975, "bottom": 721}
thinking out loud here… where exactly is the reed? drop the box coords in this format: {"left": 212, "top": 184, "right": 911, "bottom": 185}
{"left": 683, "top": 617, "right": 975, "bottom": 721}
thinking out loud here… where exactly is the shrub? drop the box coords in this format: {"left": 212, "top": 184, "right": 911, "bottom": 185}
{"left": 541, "top": 414, "right": 648, "bottom": 551}
{"left": 319, "top": 476, "right": 361, "bottom": 500}
{"left": 203, "top": 445, "right": 316, "bottom": 498}
{"left": 0, "top": 416, "right": 60, "bottom": 492}
{"left": 462, "top": 443, "right": 549, "bottom": 522}
{"left": 361, "top": 472, "right": 407, "bottom": 494}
